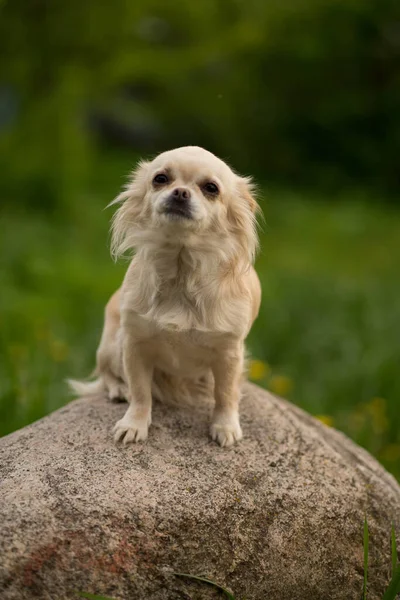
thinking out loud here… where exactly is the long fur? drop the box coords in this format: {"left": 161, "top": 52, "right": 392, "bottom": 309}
{"left": 69, "top": 146, "right": 262, "bottom": 446}
{"left": 108, "top": 157, "right": 259, "bottom": 334}
{"left": 67, "top": 377, "right": 105, "bottom": 397}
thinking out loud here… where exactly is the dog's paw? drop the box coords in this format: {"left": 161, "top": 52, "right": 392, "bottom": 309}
{"left": 210, "top": 413, "right": 243, "bottom": 448}
{"left": 113, "top": 415, "right": 150, "bottom": 444}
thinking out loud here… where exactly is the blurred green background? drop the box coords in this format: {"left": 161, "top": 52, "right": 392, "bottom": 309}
{"left": 0, "top": 0, "right": 399, "bottom": 479}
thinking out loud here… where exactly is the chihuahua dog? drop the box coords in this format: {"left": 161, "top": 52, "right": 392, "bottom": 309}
{"left": 70, "top": 146, "right": 261, "bottom": 447}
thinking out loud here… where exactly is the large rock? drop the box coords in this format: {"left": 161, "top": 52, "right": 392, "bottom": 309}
{"left": 0, "top": 384, "right": 399, "bottom": 600}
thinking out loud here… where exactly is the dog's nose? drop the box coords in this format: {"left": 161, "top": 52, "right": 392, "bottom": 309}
{"left": 171, "top": 187, "right": 191, "bottom": 202}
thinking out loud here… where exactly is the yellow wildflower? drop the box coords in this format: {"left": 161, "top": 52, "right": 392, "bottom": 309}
{"left": 269, "top": 374, "right": 293, "bottom": 397}
{"left": 315, "top": 414, "right": 334, "bottom": 427}
{"left": 349, "top": 406, "right": 367, "bottom": 433}
{"left": 367, "top": 397, "right": 388, "bottom": 434}
{"left": 249, "top": 359, "right": 270, "bottom": 381}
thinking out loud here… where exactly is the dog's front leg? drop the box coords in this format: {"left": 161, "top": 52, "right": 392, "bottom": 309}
{"left": 113, "top": 333, "right": 153, "bottom": 444}
{"left": 210, "top": 344, "right": 244, "bottom": 447}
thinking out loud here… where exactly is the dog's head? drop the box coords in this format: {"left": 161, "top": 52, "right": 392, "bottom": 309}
{"left": 110, "top": 146, "right": 260, "bottom": 263}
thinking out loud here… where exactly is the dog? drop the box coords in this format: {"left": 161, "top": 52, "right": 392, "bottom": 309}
{"left": 69, "top": 146, "right": 261, "bottom": 447}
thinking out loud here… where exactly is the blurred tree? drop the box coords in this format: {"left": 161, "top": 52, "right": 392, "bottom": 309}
{"left": 0, "top": 0, "right": 399, "bottom": 209}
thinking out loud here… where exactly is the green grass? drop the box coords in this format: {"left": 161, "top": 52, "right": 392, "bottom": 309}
{"left": 249, "top": 193, "right": 400, "bottom": 481}
{"left": 78, "top": 594, "right": 117, "bottom": 600}
{"left": 383, "top": 568, "right": 400, "bottom": 600}
{"left": 173, "top": 573, "right": 235, "bottom": 599}
{"left": 1, "top": 153, "right": 400, "bottom": 481}
{"left": 364, "top": 520, "right": 400, "bottom": 600}
{"left": 364, "top": 518, "right": 369, "bottom": 600}
{"left": 392, "top": 524, "right": 398, "bottom": 579}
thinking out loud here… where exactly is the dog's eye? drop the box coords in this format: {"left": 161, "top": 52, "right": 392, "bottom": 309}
{"left": 203, "top": 182, "right": 219, "bottom": 196}
{"left": 153, "top": 173, "right": 169, "bottom": 185}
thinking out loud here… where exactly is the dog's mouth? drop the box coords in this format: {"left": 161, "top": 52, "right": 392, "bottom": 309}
{"left": 163, "top": 205, "right": 193, "bottom": 220}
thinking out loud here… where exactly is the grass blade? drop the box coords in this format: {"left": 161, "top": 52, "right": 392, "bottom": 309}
{"left": 174, "top": 572, "right": 236, "bottom": 599}
{"left": 77, "top": 593, "right": 117, "bottom": 600}
{"left": 382, "top": 565, "right": 400, "bottom": 600}
{"left": 391, "top": 523, "right": 398, "bottom": 576}
{"left": 363, "top": 517, "right": 369, "bottom": 600}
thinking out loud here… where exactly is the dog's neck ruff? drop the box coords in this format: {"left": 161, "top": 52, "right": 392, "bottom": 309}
{"left": 123, "top": 237, "right": 251, "bottom": 336}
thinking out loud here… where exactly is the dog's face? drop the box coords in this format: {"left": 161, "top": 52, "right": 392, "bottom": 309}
{"left": 111, "top": 146, "right": 259, "bottom": 261}
{"left": 148, "top": 147, "right": 251, "bottom": 230}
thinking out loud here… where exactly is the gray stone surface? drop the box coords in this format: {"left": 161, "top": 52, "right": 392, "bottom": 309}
{"left": 0, "top": 384, "right": 399, "bottom": 600}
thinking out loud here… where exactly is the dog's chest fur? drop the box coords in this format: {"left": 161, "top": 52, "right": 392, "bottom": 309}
{"left": 124, "top": 313, "right": 233, "bottom": 376}
{"left": 121, "top": 243, "right": 251, "bottom": 338}
{"left": 119, "top": 243, "right": 248, "bottom": 377}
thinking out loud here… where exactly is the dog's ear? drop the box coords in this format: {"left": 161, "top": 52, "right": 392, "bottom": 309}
{"left": 225, "top": 176, "right": 260, "bottom": 264}
{"left": 237, "top": 176, "right": 259, "bottom": 214}
{"left": 109, "top": 160, "right": 150, "bottom": 259}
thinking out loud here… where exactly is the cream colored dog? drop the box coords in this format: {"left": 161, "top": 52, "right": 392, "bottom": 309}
{"left": 70, "top": 146, "right": 261, "bottom": 447}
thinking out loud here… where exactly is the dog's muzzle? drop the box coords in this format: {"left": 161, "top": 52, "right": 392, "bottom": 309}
{"left": 163, "top": 187, "right": 193, "bottom": 219}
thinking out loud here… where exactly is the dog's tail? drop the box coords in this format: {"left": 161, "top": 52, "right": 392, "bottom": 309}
{"left": 67, "top": 377, "right": 105, "bottom": 398}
